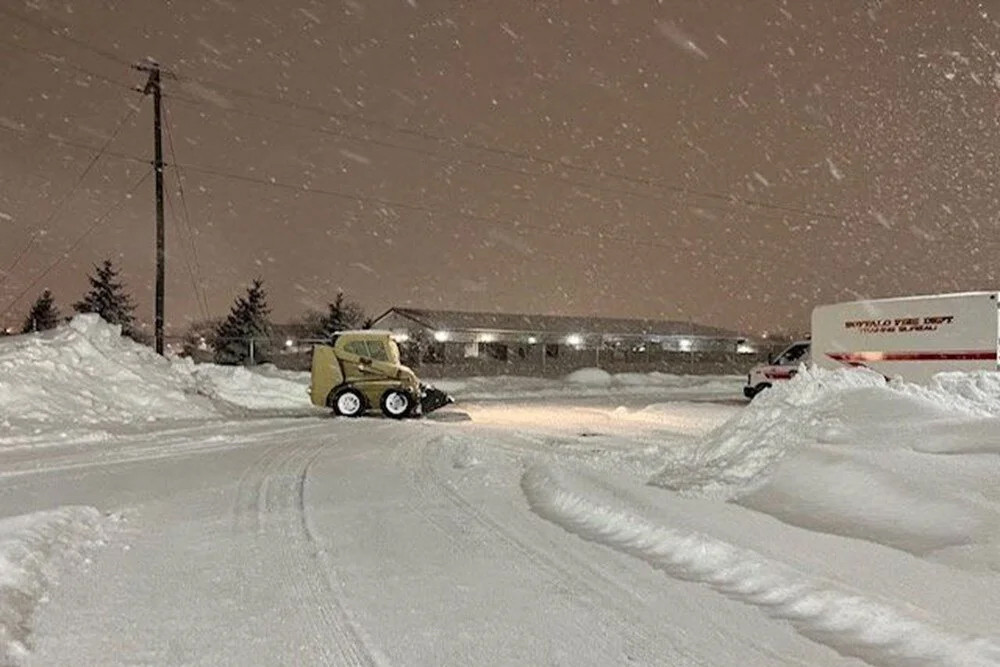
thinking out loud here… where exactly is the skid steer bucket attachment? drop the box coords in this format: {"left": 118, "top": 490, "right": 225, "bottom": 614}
{"left": 419, "top": 384, "right": 453, "bottom": 414}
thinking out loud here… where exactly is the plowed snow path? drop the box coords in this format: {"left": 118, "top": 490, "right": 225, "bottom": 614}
{"left": 2, "top": 409, "right": 859, "bottom": 666}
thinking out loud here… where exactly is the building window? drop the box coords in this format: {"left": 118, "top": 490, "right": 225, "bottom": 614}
{"left": 483, "top": 342, "right": 508, "bottom": 361}
{"left": 425, "top": 343, "right": 445, "bottom": 364}
{"left": 545, "top": 344, "right": 559, "bottom": 358}
{"left": 464, "top": 342, "right": 479, "bottom": 358}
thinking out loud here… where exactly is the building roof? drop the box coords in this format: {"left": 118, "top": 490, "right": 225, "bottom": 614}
{"left": 374, "top": 307, "right": 746, "bottom": 340}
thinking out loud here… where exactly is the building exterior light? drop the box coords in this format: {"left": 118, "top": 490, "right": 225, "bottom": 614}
{"left": 566, "top": 334, "right": 583, "bottom": 347}
{"left": 737, "top": 341, "right": 755, "bottom": 354}
{"left": 285, "top": 338, "right": 295, "bottom": 348}
{"left": 393, "top": 332, "right": 410, "bottom": 343}
{"left": 527, "top": 336, "right": 538, "bottom": 344}
{"left": 434, "top": 330, "right": 450, "bottom": 342}
{"left": 678, "top": 338, "right": 693, "bottom": 352}
{"left": 477, "top": 333, "right": 496, "bottom": 343}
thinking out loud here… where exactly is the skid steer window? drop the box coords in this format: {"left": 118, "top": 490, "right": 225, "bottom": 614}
{"left": 345, "top": 341, "right": 369, "bottom": 357}
{"left": 365, "top": 341, "right": 389, "bottom": 361}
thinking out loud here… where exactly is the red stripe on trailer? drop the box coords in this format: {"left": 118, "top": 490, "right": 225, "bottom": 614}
{"left": 827, "top": 351, "right": 997, "bottom": 362}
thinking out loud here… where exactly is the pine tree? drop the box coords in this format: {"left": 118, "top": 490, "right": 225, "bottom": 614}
{"left": 73, "top": 260, "right": 136, "bottom": 335}
{"left": 399, "top": 328, "right": 428, "bottom": 368}
{"left": 213, "top": 279, "right": 272, "bottom": 365}
{"left": 21, "top": 290, "right": 60, "bottom": 333}
{"left": 320, "top": 291, "right": 366, "bottom": 338}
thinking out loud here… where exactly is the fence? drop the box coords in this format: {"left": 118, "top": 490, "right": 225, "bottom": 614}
{"left": 184, "top": 337, "right": 786, "bottom": 379}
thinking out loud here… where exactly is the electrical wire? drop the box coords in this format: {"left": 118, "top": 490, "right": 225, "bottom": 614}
{"left": 162, "top": 100, "right": 211, "bottom": 317}
{"left": 164, "top": 185, "right": 210, "bottom": 320}
{"left": 0, "top": 103, "right": 142, "bottom": 284}
{"left": 0, "top": 4, "right": 846, "bottom": 223}
{"left": 0, "top": 169, "right": 153, "bottom": 319}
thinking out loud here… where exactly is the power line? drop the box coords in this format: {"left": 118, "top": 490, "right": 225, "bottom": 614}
{"left": 0, "top": 168, "right": 154, "bottom": 319}
{"left": 0, "top": 37, "right": 136, "bottom": 92}
{"left": 164, "top": 93, "right": 812, "bottom": 223}
{"left": 164, "top": 184, "right": 210, "bottom": 320}
{"left": 0, "top": 117, "right": 738, "bottom": 254}
{"left": 0, "top": 122, "right": 149, "bottom": 166}
{"left": 172, "top": 72, "right": 846, "bottom": 222}
{"left": 0, "top": 5, "right": 132, "bottom": 68}
{"left": 0, "top": 103, "right": 142, "bottom": 285}
{"left": 162, "top": 100, "right": 211, "bottom": 317}
{"left": 171, "top": 160, "right": 731, "bottom": 255}
{"left": 0, "top": 116, "right": 846, "bottom": 261}
{"left": 0, "top": 3, "right": 845, "bottom": 221}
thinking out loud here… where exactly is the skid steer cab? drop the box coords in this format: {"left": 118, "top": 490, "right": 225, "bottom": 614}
{"left": 309, "top": 331, "right": 453, "bottom": 419}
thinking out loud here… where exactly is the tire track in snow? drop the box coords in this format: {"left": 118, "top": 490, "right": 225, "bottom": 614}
{"left": 414, "top": 434, "right": 822, "bottom": 667}
{"left": 404, "top": 435, "right": 684, "bottom": 666}
{"left": 231, "top": 434, "right": 387, "bottom": 666}
{"left": 522, "top": 464, "right": 1000, "bottom": 667}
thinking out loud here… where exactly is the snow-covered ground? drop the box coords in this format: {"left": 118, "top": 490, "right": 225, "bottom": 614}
{"left": 1, "top": 318, "right": 999, "bottom": 666}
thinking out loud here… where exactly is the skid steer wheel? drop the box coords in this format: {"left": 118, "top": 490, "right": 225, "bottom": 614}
{"left": 380, "top": 389, "right": 413, "bottom": 419}
{"left": 331, "top": 387, "right": 366, "bottom": 417}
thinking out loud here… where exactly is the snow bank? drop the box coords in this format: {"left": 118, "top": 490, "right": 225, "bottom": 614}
{"left": 650, "top": 367, "right": 1000, "bottom": 567}
{"left": 0, "top": 315, "right": 215, "bottom": 425}
{"left": 173, "top": 359, "right": 311, "bottom": 410}
{"left": 565, "top": 368, "right": 613, "bottom": 387}
{"left": 0, "top": 507, "right": 103, "bottom": 664}
{"left": 434, "top": 371, "right": 742, "bottom": 401}
{"left": 523, "top": 465, "right": 1000, "bottom": 667}
{"left": 649, "top": 366, "right": 1000, "bottom": 497}
{"left": 0, "top": 317, "right": 317, "bottom": 429}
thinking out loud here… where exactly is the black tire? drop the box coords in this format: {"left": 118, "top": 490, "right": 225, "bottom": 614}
{"left": 751, "top": 383, "right": 771, "bottom": 400}
{"left": 380, "top": 389, "right": 413, "bottom": 419}
{"left": 331, "top": 387, "right": 366, "bottom": 417}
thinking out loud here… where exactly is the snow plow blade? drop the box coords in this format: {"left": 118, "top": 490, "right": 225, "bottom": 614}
{"left": 419, "top": 385, "right": 453, "bottom": 414}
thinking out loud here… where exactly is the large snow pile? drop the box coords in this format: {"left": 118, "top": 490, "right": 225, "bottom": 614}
{"left": 0, "top": 315, "right": 216, "bottom": 425}
{"left": 173, "top": 360, "right": 311, "bottom": 410}
{"left": 0, "top": 317, "right": 315, "bottom": 428}
{"left": 650, "top": 367, "right": 1000, "bottom": 569}
{"left": 0, "top": 507, "right": 103, "bottom": 664}
{"left": 523, "top": 465, "right": 1000, "bottom": 667}
{"left": 564, "top": 368, "right": 613, "bottom": 386}
{"left": 435, "top": 370, "right": 742, "bottom": 401}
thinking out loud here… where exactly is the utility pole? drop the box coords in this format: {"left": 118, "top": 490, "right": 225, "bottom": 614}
{"left": 134, "top": 60, "right": 167, "bottom": 355}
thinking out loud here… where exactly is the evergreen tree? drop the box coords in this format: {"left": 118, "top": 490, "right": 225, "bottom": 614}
{"left": 213, "top": 279, "right": 272, "bottom": 365}
{"left": 21, "top": 290, "right": 60, "bottom": 333}
{"left": 73, "top": 260, "right": 136, "bottom": 335}
{"left": 399, "top": 328, "right": 428, "bottom": 368}
{"left": 320, "top": 291, "right": 366, "bottom": 337}
{"left": 181, "top": 317, "right": 223, "bottom": 358}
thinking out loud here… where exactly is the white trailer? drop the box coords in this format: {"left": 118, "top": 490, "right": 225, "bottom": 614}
{"left": 811, "top": 291, "right": 1000, "bottom": 383}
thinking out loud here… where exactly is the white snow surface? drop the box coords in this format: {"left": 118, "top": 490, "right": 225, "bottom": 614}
{"left": 651, "top": 366, "right": 1000, "bottom": 569}
{"left": 173, "top": 359, "right": 312, "bottom": 411}
{"left": 0, "top": 317, "right": 317, "bottom": 432}
{"left": 525, "top": 465, "right": 1000, "bottom": 667}
{"left": 0, "top": 507, "right": 103, "bottom": 665}
{"left": 3, "top": 321, "right": 1000, "bottom": 665}
{"left": 0, "top": 316, "right": 216, "bottom": 425}
{"left": 434, "top": 369, "right": 743, "bottom": 401}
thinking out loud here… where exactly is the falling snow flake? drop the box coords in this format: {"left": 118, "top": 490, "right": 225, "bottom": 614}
{"left": 298, "top": 8, "right": 321, "bottom": 24}
{"left": 825, "top": 157, "right": 844, "bottom": 181}
{"left": 339, "top": 149, "right": 372, "bottom": 165}
{"left": 655, "top": 21, "right": 709, "bottom": 60}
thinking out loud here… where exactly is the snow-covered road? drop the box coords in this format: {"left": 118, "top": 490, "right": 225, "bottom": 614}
{"left": 4, "top": 319, "right": 1000, "bottom": 666}
{"left": 1, "top": 403, "right": 857, "bottom": 667}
